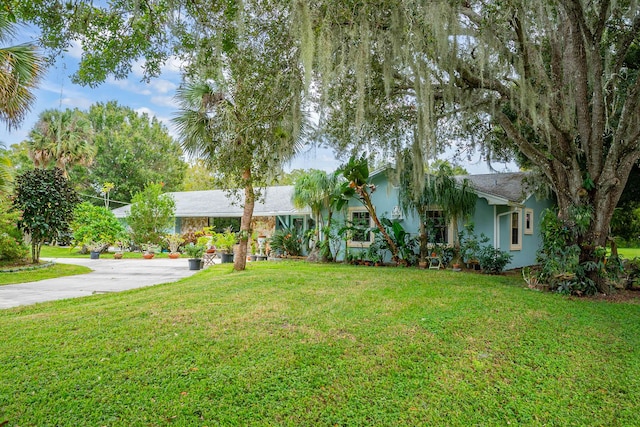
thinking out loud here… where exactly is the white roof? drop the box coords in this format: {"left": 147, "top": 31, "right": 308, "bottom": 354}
{"left": 112, "top": 185, "right": 311, "bottom": 218}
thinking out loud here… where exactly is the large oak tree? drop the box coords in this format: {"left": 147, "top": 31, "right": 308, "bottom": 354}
{"left": 297, "top": 0, "right": 640, "bottom": 292}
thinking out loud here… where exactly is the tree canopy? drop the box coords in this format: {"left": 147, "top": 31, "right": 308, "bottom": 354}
{"left": 12, "top": 0, "right": 640, "bottom": 290}
{"left": 85, "top": 101, "right": 186, "bottom": 204}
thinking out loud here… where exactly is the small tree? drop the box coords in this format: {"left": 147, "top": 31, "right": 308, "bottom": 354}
{"left": 126, "top": 183, "right": 175, "bottom": 247}
{"left": 13, "top": 168, "right": 79, "bottom": 262}
{"left": 71, "top": 202, "right": 126, "bottom": 252}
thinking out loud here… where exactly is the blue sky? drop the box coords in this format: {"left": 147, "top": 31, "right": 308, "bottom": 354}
{"left": 0, "top": 27, "right": 514, "bottom": 175}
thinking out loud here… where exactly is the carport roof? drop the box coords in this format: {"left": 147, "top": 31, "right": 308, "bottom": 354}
{"left": 111, "top": 185, "right": 311, "bottom": 218}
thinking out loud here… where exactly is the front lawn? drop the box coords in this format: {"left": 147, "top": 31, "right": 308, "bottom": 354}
{"left": 0, "top": 263, "right": 91, "bottom": 286}
{"left": 1, "top": 262, "right": 638, "bottom": 425}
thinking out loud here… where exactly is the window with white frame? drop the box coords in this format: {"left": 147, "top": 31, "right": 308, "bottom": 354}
{"left": 510, "top": 210, "right": 522, "bottom": 251}
{"left": 348, "top": 208, "right": 373, "bottom": 247}
{"left": 524, "top": 208, "right": 534, "bottom": 235}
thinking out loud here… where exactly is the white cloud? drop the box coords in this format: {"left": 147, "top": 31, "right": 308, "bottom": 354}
{"left": 149, "top": 79, "right": 178, "bottom": 94}
{"left": 61, "top": 96, "right": 94, "bottom": 110}
{"left": 65, "top": 40, "right": 84, "bottom": 59}
{"left": 150, "top": 95, "right": 178, "bottom": 108}
{"left": 106, "top": 76, "right": 177, "bottom": 96}
{"left": 162, "top": 56, "right": 188, "bottom": 75}
{"left": 106, "top": 76, "right": 152, "bottom": 96}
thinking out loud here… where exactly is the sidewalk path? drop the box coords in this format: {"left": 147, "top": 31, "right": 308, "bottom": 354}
{"left": 0, "top": 257, "right": 206, "bottom": 309}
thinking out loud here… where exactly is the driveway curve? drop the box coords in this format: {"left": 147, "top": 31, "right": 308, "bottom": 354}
{"left": 0, "top": 257, "right": 206, "bottom": 309}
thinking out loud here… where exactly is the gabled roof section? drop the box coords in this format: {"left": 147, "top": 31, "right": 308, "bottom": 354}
{"left": 459, "top": 172, "right": 532, "bottom": 205}
{"left": 111, "top": 185, "right": 311, "bottom": 218}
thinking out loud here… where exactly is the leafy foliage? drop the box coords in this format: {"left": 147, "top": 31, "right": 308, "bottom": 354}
{"left": 477, "top": 246, "right": 513, "bottom": 275}
{"left": 269, "top": 228, "right": 303, "bottom": 257}
{"left": 535, "top": 207, "right": 605, "bottom": 295}
{"left": 0, "top": 197, "right": 27, "bottom": 263}
{"left": 26, "top": 108, "right": 95, "bottom": 177}
{"left": 0, "top": 11, "right": 45, "bottom": 129}
{"left": 377, "top": 218, "right": 418, "bottom": 266}
{"left": 83, "top": 101, "right": 186, "bottom": 203}
{"left": 126, "top": 183, "right": 176, "bottom": 247}
{"left": 13, "top": 168, "right": 79, "bottom": 262}
{"left": 70, "top": 202, "right": 125, "bottom": 250}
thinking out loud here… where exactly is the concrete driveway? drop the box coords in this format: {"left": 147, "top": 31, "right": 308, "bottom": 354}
{"left": 0, "top": 257, "right": 207, "bottom": 309}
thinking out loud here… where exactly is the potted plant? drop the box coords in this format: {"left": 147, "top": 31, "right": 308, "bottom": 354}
{"left": 113, "top": 240, "right": 125, "bottom": 259}
{"left": 184, "top": 243, "right": 205, "bottom": 270}
{"left": 85, "top": 240, "right": 106, "bottom": 259}
{"left": 165, "top": 233, "right": 184, "bottom": 259}
{"left": 141, "top": 243, "right": 157, "bottom": 259}
{"left": 213, "top": 228, "right": 237, "bottom": 263}
{"left": 249, "top": 240, "right": 258, "bottom": 261}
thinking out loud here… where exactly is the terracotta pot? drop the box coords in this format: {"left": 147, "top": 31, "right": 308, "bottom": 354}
{"left": 168, "top": 252, "right": 181, "bottom": 259}
{"left": 113, "top": 252, "right": 123, "bottom": 259}
{"left": 143, "top": 253, "right": 155, "bottom": 259}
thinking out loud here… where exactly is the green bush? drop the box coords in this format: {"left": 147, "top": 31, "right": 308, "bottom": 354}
{"left": 478, "top": 245, "right": 513, "bottom": 274}
{"left": 127, "top": 183, "right": 176, "bottom": 246}
{"left": 269, "top": 228, "right": 302, "bottom": 256}
{"left": 0, "top": 199, "right": 28, "bottom": 263}
{"left": 71, "top": 202, "right": 126, "bottom": 250}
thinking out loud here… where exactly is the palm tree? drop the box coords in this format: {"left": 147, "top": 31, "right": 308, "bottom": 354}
{"left": 292, "top": 169, "right": 343, "bottom": 261}
{"left": 27, "top": 109, "right": 95, "bottom": 177}
{"left": 432, "top": 163, "right": 476, "bottom": 263}
{"left": 0, "top": 12, "right": 44, "bottom": 129}
{"left": 398, "top": 149, "right": 438, "bottom": 264}
{"left": 399, "top": 151, "right": 476, "bottom": 265}
{"left": 174, "top": 78, "right": 303, "bottom": 271}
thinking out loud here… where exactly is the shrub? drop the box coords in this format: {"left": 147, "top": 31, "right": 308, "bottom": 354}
{"left": 71, "top": 202, "right": 126, "bottom": 251}
{"left": 127, "top": 183, "right": 176, "bottom": 246}
{"left": 478, "top": 245, "right": 513, "bottom": 274}
{"left": 0, "top": 199, "right": 27, "bottom": 263}
{"left": 269, "top": 228, "right": 302, "bottom": 256}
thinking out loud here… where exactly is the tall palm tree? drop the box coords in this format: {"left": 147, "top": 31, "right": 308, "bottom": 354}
{"left": 27, "top": 109, "right": 95, "bottom": 177}
{"left": 0, "top": 12, "right": 44, "bottom": 129}
{"left": 292, "top": 169, "right": 343, "bottom": 261}
{"left": 174, "top": 78, "right": 303, "bottom": 271}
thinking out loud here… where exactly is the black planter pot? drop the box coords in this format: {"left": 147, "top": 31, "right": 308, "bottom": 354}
{"left": 188, "top": 258, "right": 203, "bottom": 270}
{"left": 220, "top": 253, "right": 234, "bottom": 263}
{"left": 90, "top": 251, "right": 100, "bottom": 259}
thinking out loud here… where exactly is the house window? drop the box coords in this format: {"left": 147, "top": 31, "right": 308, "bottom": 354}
{"left": 425, "top": 210, "right": 449, "bottom": 245}
{"left": 524, "top": 208, "right": 534, "bottom": 235}
{"left": 510, "top": 210, "right": 522, "bottom": 251}
{"left": 348, "top": 208, "right": 373, "bottom": 247}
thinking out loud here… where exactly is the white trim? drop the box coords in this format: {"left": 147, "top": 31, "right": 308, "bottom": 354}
{"left": 510, "top": 209, "right": 523, "bottom": 251}
{"left": 524, "top": 208, "right": 534, "bottom": 235}
{"left": 347, "top": 207, "right": 374, "bottom": 248}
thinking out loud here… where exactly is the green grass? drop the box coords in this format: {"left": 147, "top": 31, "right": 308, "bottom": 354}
{"left": 0, "top": 263, "right": 91, "bottom": 285}
{"left": 618, "top": 247, "right": 640, "bottom": 259}
{"left": 40, "top": 245, "right": 171, "bottom": 259}
{"left": 1, "top": 262, "right": 639, "bottom": 425}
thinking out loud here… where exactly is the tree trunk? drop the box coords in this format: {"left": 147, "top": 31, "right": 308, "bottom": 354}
{"left": 357, "top": 186, "right": 400, "bottom": 262}
{"left": 234, "top": 168, "right": 255, "bottom": 271}
{"left": 322, "top": 210, "right": 333, "bottom": 262}
{"left": 553, "top": 165, "right": 628, "bottom": 294}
